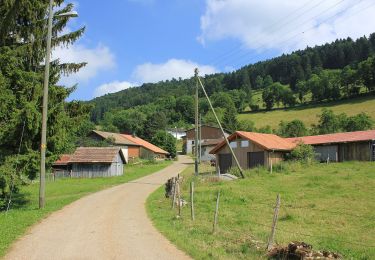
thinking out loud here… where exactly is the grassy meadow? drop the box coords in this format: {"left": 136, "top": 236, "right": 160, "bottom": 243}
{"left": 0, "top": 160, "right": 172, "bottom": 257}
{"left": 147, "top": 161, "right": 375, "bottom": 259}
{"left": 239, "top": 94, "right": 375, "bottom": 129}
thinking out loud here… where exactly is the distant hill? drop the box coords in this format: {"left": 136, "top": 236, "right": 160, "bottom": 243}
{"left": 89, "top": 33, "right": 375, "bottom": 133}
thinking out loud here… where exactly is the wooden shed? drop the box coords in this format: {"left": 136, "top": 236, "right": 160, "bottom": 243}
{"left": 210, "top": 131, "right": 295, "bottom": 173}
{"left": 57, "top": 147, "right": 126, "bottom": 178}
{"left": 287, "top": 130, "right": 375, "bottom": 162}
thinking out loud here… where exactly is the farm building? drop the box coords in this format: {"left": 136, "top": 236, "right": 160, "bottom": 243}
{"left": 166, "top": 128, "right": 186, "bottom": 140}
{"left": 52, "top": 147, "right": 126, "bottom": 178}
{"left": 287, "top": 130, "right": 375, "bottom": 162}
{"left": 183, "top": 125, "right": 230, "bottom": 154}
{"left": 89, "top": 130, "right": 169, "bottom": 160}
{"left": 210, "top": 131, "right": 295, "bottom": 173}
{"left": 196, "top": 139, "right": 223, "bottom": 162}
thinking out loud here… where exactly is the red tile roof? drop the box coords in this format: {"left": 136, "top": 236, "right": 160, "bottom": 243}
{"left": 53, "top": 154, "right": 72, "bottom": 166}
{"left": 210, "top": 131, "right": 295, "bottom": 154}
{"left": 121, "top": 134, "right": 169, "bottom": 155}
{"left": 69, "top": 147, "right": 124, "bottom": 163}
{"left": 286, "top": 130, "right": 375, "bottom": 145}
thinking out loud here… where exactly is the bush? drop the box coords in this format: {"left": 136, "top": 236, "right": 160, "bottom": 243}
{"left": 249, "top": 104, "right": 260, "bottom": 111}
{"left": 289, "top": 143, "right": 315, "bottom": 163}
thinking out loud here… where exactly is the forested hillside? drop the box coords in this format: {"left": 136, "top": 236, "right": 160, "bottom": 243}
{"left": 90, "top": 33, "right": 375, "bottom": 138}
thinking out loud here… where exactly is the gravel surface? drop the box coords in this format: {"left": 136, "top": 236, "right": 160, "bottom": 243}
{"left": 5, "top": 156, "right": 193, "bottom": 260}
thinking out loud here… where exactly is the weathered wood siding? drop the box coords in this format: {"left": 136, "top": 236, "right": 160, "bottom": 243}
{"left": 215, "top": 138, "right": 285, "bottom": 171}
{"left": 71, "top": 153, "right": 124, "bottom": 178}
{"left": 338, "top": 141, "right": 372, "bottom": 161}
{"left": 186, "top": 126, "right": 227, "bottom": 140}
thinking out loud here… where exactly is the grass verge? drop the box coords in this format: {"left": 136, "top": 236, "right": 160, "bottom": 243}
{"left": 0, "top": 160, "right": 172, "bottom": 257}
{"left": 147, "top": 161, "right": 375, "bottom": 259}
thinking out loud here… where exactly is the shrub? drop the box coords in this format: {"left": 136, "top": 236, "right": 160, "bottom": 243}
{"left": 289, "top": 143, "right": 315, "bottom": 163}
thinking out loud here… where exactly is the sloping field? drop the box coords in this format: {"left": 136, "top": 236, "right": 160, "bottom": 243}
{"left": 238, "top": 95, "right": 375, "bottom": 129}
{"left": 147, "top": 162, "right": 375, "bottom": 259}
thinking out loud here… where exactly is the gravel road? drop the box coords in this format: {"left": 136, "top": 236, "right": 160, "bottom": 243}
{"left": 5, "top": 156, "right": 192, "bottom": 260}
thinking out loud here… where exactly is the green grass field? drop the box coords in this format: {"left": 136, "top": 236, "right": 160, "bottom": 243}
{"left": 147, "top": 161, "right": 375, "bottom": 259}
{"left": 239, "top": 95, "right": 375, "bottom": 129}
{"left": 0, "top": 160, "right": 172, "bottom": 257}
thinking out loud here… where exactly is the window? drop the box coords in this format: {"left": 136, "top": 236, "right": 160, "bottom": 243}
{"left": 241, "top": 140, "right": 249, "bottom": 147}
{"left": 230, "top": 141, "right": 237, "bottom": 148}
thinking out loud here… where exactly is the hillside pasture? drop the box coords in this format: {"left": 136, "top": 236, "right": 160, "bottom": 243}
{"left": 238, "top": 95, "right": 375, "bottom": 129}
{"left": 147, "top": 161, "right": 375, "bottom": 259}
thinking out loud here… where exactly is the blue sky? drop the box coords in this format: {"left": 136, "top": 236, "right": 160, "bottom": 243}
{"left": 56, "top": 0, "right": 375, "bottom": 100}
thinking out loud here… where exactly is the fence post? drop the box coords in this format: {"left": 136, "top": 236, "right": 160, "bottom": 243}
{"left": 190, "top": 181, "right": 195, "bottom": 221}
{"left": 172, "top": 177, "right": 177, "bottom": 209}
{"left": 212, "top": 191, "right": 220, "bottom": 233}
{"left": 266, "top": 194, "right": 281, "bottom": 251}
{"left": 177, "top": 181, "right": 181, "bottom": 217}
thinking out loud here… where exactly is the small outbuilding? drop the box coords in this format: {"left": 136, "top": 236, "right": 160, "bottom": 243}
{"left": 53, "top": 147, "right": 126, "bottom": 178}
{"left": 210, "top": 131, "right": 295, "bottom": 173}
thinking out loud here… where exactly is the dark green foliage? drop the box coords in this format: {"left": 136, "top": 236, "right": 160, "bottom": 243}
{"left": 0, "top": 1, "right": 91, "bottom": 204}
{"left": 151, "top": 131, "right": 176, "bottom": 158}
{"left": 278, "top": 120, "right": 308, "bottom": 137}
{"left": 313, "top": 109, "right": 374, "bottom": 134}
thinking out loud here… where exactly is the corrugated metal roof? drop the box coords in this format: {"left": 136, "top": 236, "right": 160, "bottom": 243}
{"left": 69, "top": 147, "right": 122, "bottom": 163}
{"left": 92, "top": 130, "right": 137, "bottom": 146}
{"left": 286, "top": 130, "right": 375, "bottom": 145}
{"left": 210, "top": 131, "right": 295, "bottom": 154}
{"left": 121, "top": 134, "right": 169, "bottom": 154}
{"left": 201, "top": 138, "right": 224, "bottom": 147}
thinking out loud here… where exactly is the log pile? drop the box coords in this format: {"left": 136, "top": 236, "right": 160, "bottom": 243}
{"left": 267, "top": 241, "right": 341, "bottom": 259}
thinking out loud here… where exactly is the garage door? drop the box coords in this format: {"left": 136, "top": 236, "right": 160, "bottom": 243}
{"left": 219, "top": 154, "right": 232, "bottom": 174}
{"left": 248, "top": 151, "right": 265, "bottom": 168}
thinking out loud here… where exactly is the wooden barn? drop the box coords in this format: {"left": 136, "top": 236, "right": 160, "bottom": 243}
{"left": 287, "top": 130, "right": 375, "bottom": 162}
{"left": 210, "top": 131, "right": 295, "bottom": 173}
{"left": 53, "top": 147, "right": 126, "bottom": 178}
{"left": 184, "top": 125, "right": 230, "bottom": 154}
{"left": 89, "top": 130, "right": 169, "bottom": 160}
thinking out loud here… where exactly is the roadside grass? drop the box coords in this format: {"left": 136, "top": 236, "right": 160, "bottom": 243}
{"left": 0, "top": 160, "right": 172, "bottom": 257}
{"left": 238, "top": 94, "right": 375, "bottom": 129}
{"left": 147, "top": 161, "right": 375, "bottom": 259}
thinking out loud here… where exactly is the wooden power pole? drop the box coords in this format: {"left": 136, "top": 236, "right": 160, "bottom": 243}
{"left": 194, "top": 68, "right": 199, "bottom": 176}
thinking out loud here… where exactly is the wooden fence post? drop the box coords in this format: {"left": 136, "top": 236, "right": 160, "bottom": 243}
{"left": 177, "top": 181, "right": 181, "bottom": 217}
{"left": 266, "top": 194, "right": 281, "bottom": 251}
{"left": 212, "top": 191, "right": 220, "bottom": 233}
{"left": 190, "top": 181, "right": 195, "bottom": 221}
{"left": 172, "top": 177, "right": 177, "bottom": 209}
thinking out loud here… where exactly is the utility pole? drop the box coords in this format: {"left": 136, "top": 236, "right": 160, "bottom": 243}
{"left": 199, "top": 114, "right": 202, "bottom": 164}
{"left": 39, "top": 0, "right": 54, "bottom": 209}
{"left": 194, "top": 68, "right": 199, "bottom": 176}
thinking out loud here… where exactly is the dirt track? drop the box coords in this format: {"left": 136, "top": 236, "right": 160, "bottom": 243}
{"left": 5, "top": 156, "right": 192, "bottom": 260}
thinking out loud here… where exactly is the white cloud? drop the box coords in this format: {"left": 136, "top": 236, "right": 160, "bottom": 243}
{"left": 94, "top": 81, "right": 138, "bottom": 97}
{"left": 53, "top": 43, "right": 116, "bottom": 86}
{"left": 132, "top": 59, "right": 217, "bottom": 83}
{"left": 199, "top": 0, "right": 375, "bottom": 52}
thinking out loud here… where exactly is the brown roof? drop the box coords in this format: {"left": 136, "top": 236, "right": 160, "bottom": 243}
{"left": 210, "top": 131, "right": 295, "bottom": 154}
{"left": 201, "top": 138, "right": 224, "bottom": 147}
{"left": 53, "top": 154, "right": 72, "bottom": 166}
{"left": 286, "top": 130, "right": 375, "bottom": 145}
{"left": 121, "top": 134, "right": 169, "bottom": 154}
{"left": 92, "top": 130, "right": 137, "bottom": 146}
{"left": 69, "top": 147, "right": 124, "bottom": 163}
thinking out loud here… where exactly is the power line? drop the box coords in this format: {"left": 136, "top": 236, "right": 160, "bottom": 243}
{"left": 221, "top": 0, "right": 353, "bottom": 69}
